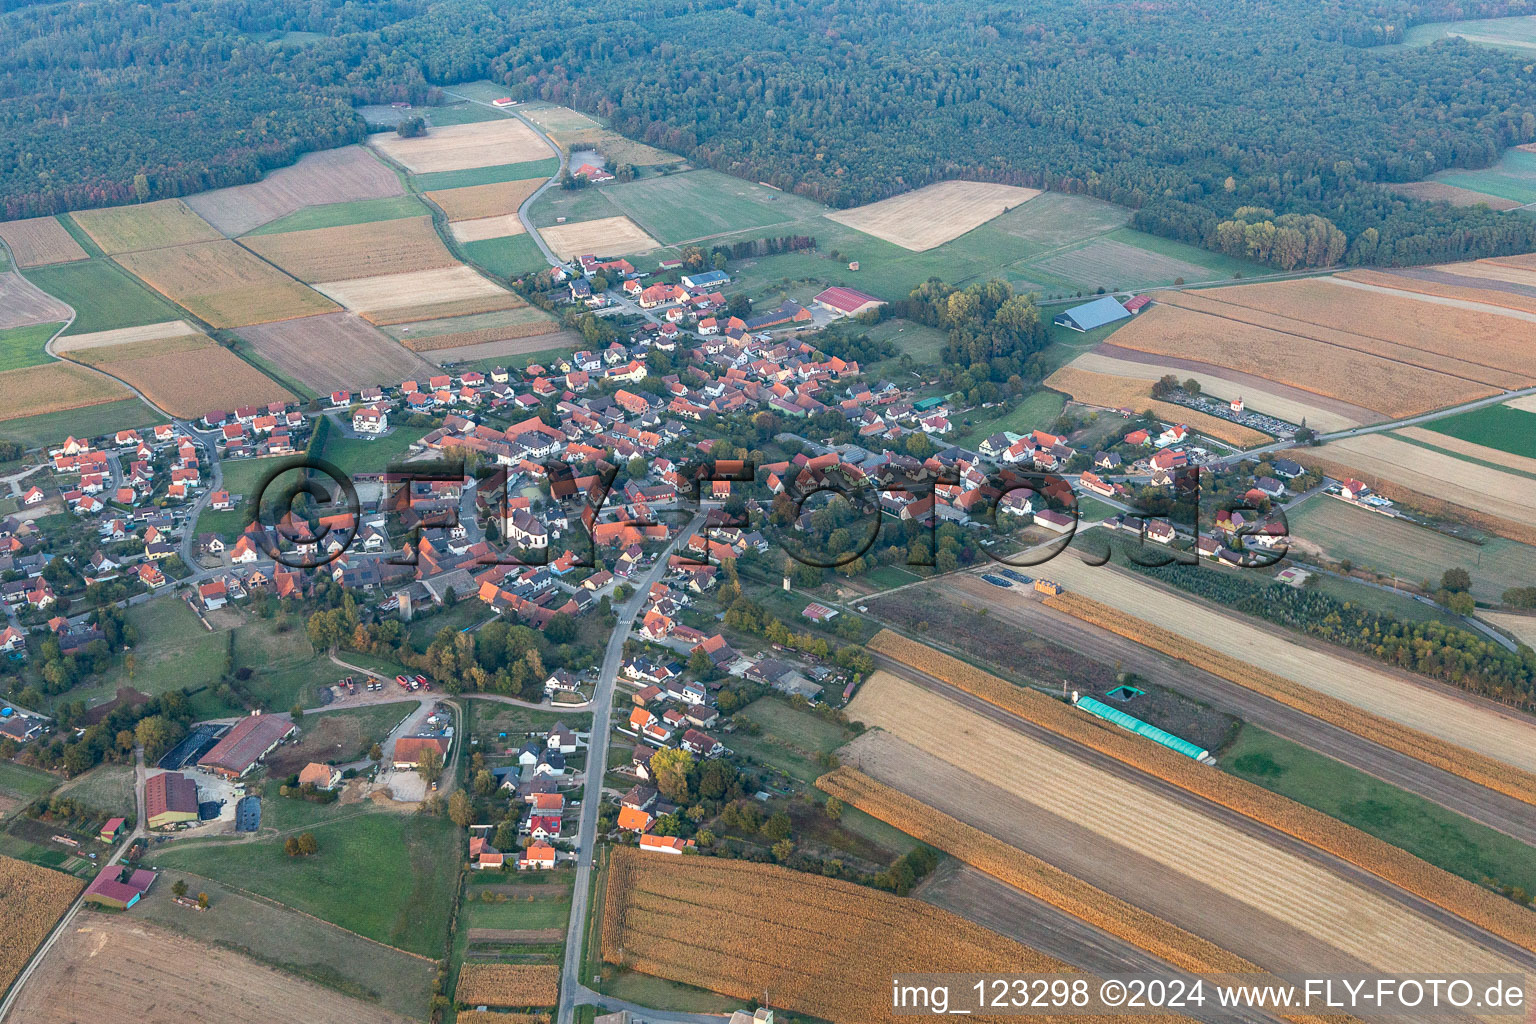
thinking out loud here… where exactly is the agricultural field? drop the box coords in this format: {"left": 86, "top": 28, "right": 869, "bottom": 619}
{"left": 242, "top": 216, "right": 457, "bottom": 283}
{"left": 1287, "top": 495, "right": 1536, "bottom": 602}
{"left": 386, "top": 306, "right": 559, "bottom": 354}
{"left": 0, "top": 362, "right": 130, "bottom": 422}
{"left": 10, "top": 915, "right": 418, "bottom": 1024}
{"left": 456, "top": 964, "right": 559, "bottom": 1009}
{"left": 427, "top": 178, "right": 545, "bottom": 222}
{"left": 526, "top": 185, "right": 625, "bottom": 229}
{"left": 1042, "top": 365, "right": 1271, "bottom": 446}
{"left": 600, "top": 170, "right": 805, "bottom": 245}
{"left": 0, "top": 215, "right": 88, "bottom": 267}
{"left": 1104, "top": 298, "right": 1502, "bottom": 418}
{"left": 1310, "top": 432, "right": 1536, "bottom": 531}
{"left": 70, "top": 199, "right": 223, "bottom": 254}
{"left": 65, "top": 598, "right": 237, "bottom": 716}
{"left": 1033, "top": 557, "right": 1536, "bottom": 776}
{"left": 0, "top": 856, "right": 84, "bottom": 996}
{"left": 410, "top": 159, "right": 560, "bottom": 193}
{"left": 0, "top": 398, "right": 160, "bottom": 448}
{"left": 313, "top": 266, "right": 521, "bottom": 325}
{"left": 1413, "top": 403, "right": 1536, "bottom": 461}
{"left": 450, "top": 215, "right": 524, "bottom": 243}
{"left": 461, "top": 235, "right": 549, "bottom": 278}
{"left": 843, "top": 671, "right": 1523, "bottom": 976}
{"left": 114, "top": 240, "right": 340, "bottom": 328}
{"left": 19, "top": 259, "right": 184, "bottom": 336}
{"left": 71, "top": 330, "right": 293, "bottom": 419}
{"left": 601, "top": 848, "right": 1081, "bottom": 1024}
{"left": 370, "top": 120, "right": 551, "bottom": 174}
{"left": 236, "top": 313, "right": 436, "bottom": 394}
{"left": 536, "top": 215, "right": 660, "bottom": 260}
{"left": 1339, "top": 264, "right": 1536, "bottom": 316}
{"left": 825, "top": 180, "right": 1041, "bottom": 251}
{"left": 139, "top": 869, "right": 437, "bottom": 1020}
{"left": 184, "top": 145, "right": 407, "bottom": 236}
{"left": 54, "top": 763, "right": 136, "bottom": 816}
{"left": 0, "top": 270, "right": 72, "bottom": 330}
{"left": 1400, "top": 13, "right": 1536, "bottom": 51}
{"left": 0, "top": 762, "right": 59, "bottom": 805}
{"left": 1025, "top": 237, "right": 1209, "bottom": 292}
{"left": 1430, "top": 146, "right": 1536, "bottom": 205}
{"left": 149, "top": 811, "right": 459, "bottom": 956}
{"left": 0, "top": 322, "right": 64, "bottom": 371}
{"left": 243, "top": 196, "right": 428, "bottom": 237}
{"left": 1480, "top": 610, "right": 1536, "bottom": 648}
{"left": 1386, "top": 180, "right": 1519, "bottom": 210}
{"left": 52, "top": 319, "right": 200, "bottom": 353}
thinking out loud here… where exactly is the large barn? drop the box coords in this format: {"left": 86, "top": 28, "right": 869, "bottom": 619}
{"left": 813, "top": 286, "right": 885, "bottom": 317}
{"left": 83, "top": 865, "right": 157, "bottom": 910}
{"left": 146, "top": 771, "right": 200, "bottom": 830}
{"left": 1052, "top": 295, "right": 1133, "bottom": 332}
{"left": 197, "top": 712, "right": 296, "bottom": 778}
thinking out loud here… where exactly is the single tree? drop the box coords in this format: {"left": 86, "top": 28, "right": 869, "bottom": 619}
{"left": 172, "top": 879, "right": 188, "bottom": 898}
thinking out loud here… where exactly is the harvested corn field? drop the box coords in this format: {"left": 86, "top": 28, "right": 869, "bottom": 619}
{"left": 1069, "top": 347, "right": 1364, "bottom": 430}
{"left": 1311, "top": 433, "right": 1536, "bottom": 530}
{"left": 1023, "top": 559, "right": 1536, "bottom": 781}
{"left": 826, "top": 180, "right": 1041, "bottom": 251}
{"left": 427, "top": 178, "right": 545, "bottom": 221}
{"left": 536, "top": 215, "right": 659, "bottom": 260}
{"left": 184, "top": 146, "right": 405, "bottom": 236}
{"left": 0, "top": 216, "right": 88, "bottom": 267}
{"left": 1105, "top": 301, "right": 1499, "bottom": 417}
{"left": 0, "top": 270, "right": 73, "bottom": 330}
{"left": 1044, "top": 365, "right": 1271, "bottom": 446}
{"left": 845, "top": 671, "right": 1524, "bottom": 977}
{"left": 242, "top": 216, "right": 457, "bottom": 283}
{"left": 371, "top": 120, "right": 550, "bottom": 174}
{"left": 73, "top": 331, "right": 292, "bottom": 417}
{"left": 1480, "top": 610, "right": 1536, "bottom": 649}
{"left": 0, "top": 362, "right": 129, "bottom": 420}
{"left": 54, "top": 320, "right": 199, "bottom": 353}
{"left": 0, "top": 856, "right": 84, "bottom": 995}
{"left": 313, "top": 266, "right": 520, "bottom": 325}
{"left": 454, "top": 964, "right": 558, "bottom": 1008}
{"left": 114, "top": 241, "right": 339, "bottom": 328}
{"left": 9, "top": 915, "right": 416, "bottom": 1024}
{"left": 236, "top": 313, "right": 435, "bottom": 394}
{"left": 601, "top": 848, "right": 1102, "bottom": 1024}
{"left": 71, "top": 199, "right": 222, "bottom": 254}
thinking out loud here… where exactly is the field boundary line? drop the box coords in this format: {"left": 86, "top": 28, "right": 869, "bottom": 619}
{"left": 160, "top": 869, "right": 439, "bottom": 963}
{"left": 868, "top": 629, "right": 1536, "bottom": 956}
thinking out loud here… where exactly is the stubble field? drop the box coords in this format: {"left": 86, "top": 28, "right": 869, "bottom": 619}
{"left": 0, "top": 216, "right": 89, "bottom": 267}
{"left": 826, "top": 180, "right": 1041, "bottom": 251}
{"left": 71, "top": 199, "right": 223, "bottom": 254}
{"left": 242, "top": 216, "right": 457, "bottom": 283}
{"left": 536, "top": 215, "right": 660, "bottom": 260}
{"left": 313, "top": 266, "right": 522, "bottom": 325}
{"left": 184, "top": 146, "right": 405, "bottom": 236}
{"left": 370, "top": 120, "right": 550, "bottom": 174}
{"left": 449, "top": 215, "right": 524, "bottom": 243}
{"left": 53, "top": 320, "right": 200, "bottom": 353}
{"left": 73, "top": 332, "right": 294, "bottom": 417}
{"left": 1339, "top": 265, "right": 1536, "bottom": 316}
{"left": 1396, "top": 424, "right": 1536, "bottom": 474}
{"left": 236, "top": 313, "right": 436, "bottom": 394}
{"left": 114, "top": 241, "right": 339, "bottom": 328}
{"left": 9, "top": 915, "right": 417, "bottom": 1024}
{"left": 1312, "top": 433, "right": 1536, "bottom": 530}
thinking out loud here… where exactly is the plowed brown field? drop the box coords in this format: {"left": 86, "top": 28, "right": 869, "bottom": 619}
{"left": 74, "top": 332, "right": 292, "bottom": 417}
{"left": 185, "top": 146, "right": 404, "bottom": 236}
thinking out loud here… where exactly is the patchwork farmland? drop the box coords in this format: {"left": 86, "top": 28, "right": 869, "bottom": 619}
{"left": 0, "top": 216, "right": 89, "bottom": 267}
{"left": 70, "top": 199, "right": 223, "bottom": 254}
{"left": 536, "top": 215, "right": 660, "bottom": 260}
{"left": 0, "top": 361, "right": 130, "bottom": 420}
{"left": 113, "top": 240, "right": 339, "bottom": 328}
{"left": 825, "top": 180, "right": 1041, "bottom": 251}
{"left": 183, "top": 145, "right": 405, "bottom": 236}
{"left": 236, "top": 312, "right": 437, "bottom": 394}
{"left": 426, "top": 177, "right": 545, "bottom": 222}
{"left": 1340, "top": 262, "right": 1536, "bottom": 315}
{"left": 370, "top": 119, "right": 550, "bottom": 174}
{"left": 242, "top": 215, "right": 458, "bottom": 283}
{"left": 312, "top": 265, "right": 523, "bottom": 325}
{"left": 70, "top": 329, "right": 294, "bottom": 417}
{"left": 0, "top": 270, "right": 72, "bottom": 330}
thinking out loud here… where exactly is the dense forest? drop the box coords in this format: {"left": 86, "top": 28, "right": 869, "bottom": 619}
{"left": 7, "top": 0, "right": 1536, "bottom": 264}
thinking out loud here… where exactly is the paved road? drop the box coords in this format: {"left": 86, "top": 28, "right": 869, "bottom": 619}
{"left": 870, "top": 653, "right": 1536, "bottom": 973}
{"left": 443, "top": 91, "right": 568, "bottom": 269}
{"left": 557, "top": 512, "right": 705, "bottom": 1024}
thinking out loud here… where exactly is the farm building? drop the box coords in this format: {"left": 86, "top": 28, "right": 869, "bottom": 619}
{"left": 1052, "top": 295, "right": 1132, "bottom": 332}
{"left": 146, "top": 771, "right": 200, "bottom": 830}
{"left": 393, "top": 734, "right": 451, "bottom": 769}
{"left": 1072, "top": 694, "right": 1213, "bottom": 763}
{"left": 197, "top": 712, "right": 296, "bottom": 778}
{"left": 813, "top": 286, "right": 885, "bottom": 317}
{"left": 299, "top": 762, "right": 341, "bottom": 790}
{"left": 99, "top": 817, "right": 126, "bottom": 841}
{"left": 681, "top": 270, "right": 730, "bottom": 289}
{"left": 83, "top": 865, "right": 157, "bottom": 910}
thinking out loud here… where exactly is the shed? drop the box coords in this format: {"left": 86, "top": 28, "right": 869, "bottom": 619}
{"left": 1053, "top": 295, "right": 1133, "bottom": 332}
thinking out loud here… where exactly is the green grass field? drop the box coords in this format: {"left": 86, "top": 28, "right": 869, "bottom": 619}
{"left": 0, "top": 397, "right": 161, "bottom": 448}
{"left": 953, "top": 390, "right": 1067, "bottom": 448}
{"left": 412, "top": 158, "right": 559, "bottom": 192}
{"left": 317, "top": 421, "right": 425, "bottom": 479}
{"left": 729, "top": 697, "right": 850, "bottom": 783}
{"left": 1287, "top": 494, "right": 1536, "bottom": 602}
{"left": 230, "top": 615, "right": 332, "bottom": 712}
{"left": 423, "top": 101, "right": 509, "bottom": 127}
{"left": 461, "top": 234, "right": 549, "bottom": 278}
{"left": 0, "top": 322, "right": 64, "bottom": 372}
{"left": 1420, "top": 403, "right": 1536, "bottom": 460}
{"left": 527, "top": 185, "right": 624, "bottom": 229}
{"left": 601, "top": 170, "right": 802, "bottom": 245}
{"left": 149, "top": 810, "right": 460, "bottom": 956}
{"left": 1226, "top": 725, "right": 1536, "bottom": 898}
{"left": 64, "top": 598, "right": 237, "bottom": 716}
{"left": 463, "top": 886, "right": 573, "bottom": 930}
{"left": 23, "top": 258, "right": 186, "bottom": 336}
{"left": 54, "top": 762, "right": 135, "bottom": 815}
{"left": 1433, "top": 148, "right": 1536, "bottom": 205}
{"left": 1401, "top": 14, "right": 1536, "bottom": 52}
{"left": 138, "top": 869, "right": 437, "bottom": 1019}
{"left": 243, "top": 195, "right": 428, "bottom": 237}
{"left": 0, "top": 761, "right": 58, "bottom": 802}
